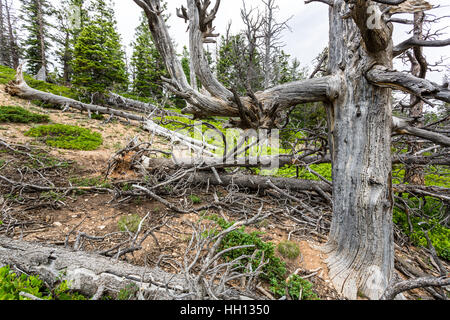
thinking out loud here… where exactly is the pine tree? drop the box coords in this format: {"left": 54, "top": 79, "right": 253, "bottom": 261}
{"left": 19, "top": 0, "right": 53, "bottom": 77}
{"left": 130, "top": 12, "right": 168, "bottom": 99}
{"left": 54, "top": 0, "right": 88, "bottom": 84}
{"left": 72, "top": 0, "right": 128, "bottom": 95}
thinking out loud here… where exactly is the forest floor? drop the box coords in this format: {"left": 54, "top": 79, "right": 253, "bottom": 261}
{"left": 0, "top": 84, "right": 447, "bottom": 300}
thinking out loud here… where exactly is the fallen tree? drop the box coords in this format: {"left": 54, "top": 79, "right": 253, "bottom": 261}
{"left": 0, "top": 235, "right": 187, "bottom": 299}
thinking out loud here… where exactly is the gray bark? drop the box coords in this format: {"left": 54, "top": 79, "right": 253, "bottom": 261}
{"left": 321, "top": 0, "right": 394, "bottom": 300}
{"left": 0, "top": 235, "right": 187, "bottom": 299}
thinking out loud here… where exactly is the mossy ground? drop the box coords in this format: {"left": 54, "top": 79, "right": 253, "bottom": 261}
{"left": 24, "top": 124, "right": 103, "bottom": 151}
{"left": 0, "top": 105, "right": 49, "bottom": 123}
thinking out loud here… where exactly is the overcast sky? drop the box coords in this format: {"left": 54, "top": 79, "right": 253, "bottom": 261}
{"left": 115, "top": 0, "right": 449, "bottom": 82}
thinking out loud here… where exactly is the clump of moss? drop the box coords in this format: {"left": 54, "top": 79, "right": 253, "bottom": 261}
{"left": 0, "top": 106, "right": 49, "bottom": 123}
{"left": 277, "top": 241, "right": 301, "bottom": 259}
{"left": 24, "top": 124, "right": 102, "bottom": 151}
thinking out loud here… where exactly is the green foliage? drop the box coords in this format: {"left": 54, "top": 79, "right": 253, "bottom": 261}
{"left": 0, "top": 265, "right": 86, "bottom": 300}
{"left": 69, "top": 176, "right": 112, "bottom": 189}
{"left": 130, "top": 12, "right": 168, "bottom": 99}
{"left": 205, "top": 215, "right": 318, "bottom": 299}
{"left": 275, "top": 163, "right": 332, "bottom": 181}
{"left": 118, "top": 214, "right": 142, "bottom": 233}
{"left": 72, "top": 0, "right": 128, "bottom": 94}
{"left": 24, "top": 124, "right": 103, "bottom": 150}
{"left": 19, "top": 0, "right": 54, "bottom": 76}
{"left": 277, "top": 241, "right": 300, "bottom": 259}
{"left": 270, "top": 274, "right": 319, "bottom": 300}
{"left": 206, "top": 214, "right": 286, "bottom": 282}
{"left": 189, "top": 194, "right": 202, "bottom": 204}
{"left": 0, "top": 106, "right": 49, "bottom": 123}
{"left": 393, "top": 196, "right": 449, "bottom": 260}
{"left": 117, "top": 283, "right": 139, "bottom": 300}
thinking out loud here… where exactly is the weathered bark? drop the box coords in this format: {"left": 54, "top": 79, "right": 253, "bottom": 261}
{"left": 404, "top": 12, "right": 426, "bottom": 185}
{"left": 366, "top": 65, "right": 450, "bottom": 104}
{"left": 0, "top": 0, "right": 7, "bottom": 66}
{"left": 321, "top": 0, "right": 395, "bottom": 300}
{"left": 36, "top": 0, "right": 48, "bottom": 77}
{"left": 381, "top": 276, "right": 450, "bottom": 300}
{"left": 0, "top": 235, "right": 187, "bottom": 299}
{"left": 393, "top": 117, "right": 450, "bottom": 147}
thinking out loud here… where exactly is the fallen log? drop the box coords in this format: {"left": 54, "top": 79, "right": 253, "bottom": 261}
{"left": 106, "top": 92, "right": 187, "bottom": 118}
{"left": 0, "top": 235, "right": 186, "bottom": 299}
{"left": 5, "top": 65, "right": 218, "bottom": 154}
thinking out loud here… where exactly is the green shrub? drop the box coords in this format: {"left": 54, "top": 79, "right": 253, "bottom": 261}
{"left": 204, "top": 215, "right": 319, "bottom": 299}
{"left": 393, "top": 197, "right": 449, "bottom": 261}
{"left": 270, "top": 274, "right": 319, "bottom": 300}
{"left": 24, "top": 124, "right": 103, "bottom": 150}
{"left": 118, "top": 214, "right": 142, "bottom": 233}
{"left": 277, "top": 241, "right": 301, "bottom": 259}
{"left": 0, "top": 106, "right": 49, "bottom": 123}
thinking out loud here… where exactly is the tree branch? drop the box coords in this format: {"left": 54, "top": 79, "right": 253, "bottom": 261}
{"left": 381, "top": 276, "right": 450, "bottom": 300}
{"left": 366, "top": 65, "right": 450, "bottom": 103}
{"left": 394, "top": 37, "right": 450, "bottom": 57}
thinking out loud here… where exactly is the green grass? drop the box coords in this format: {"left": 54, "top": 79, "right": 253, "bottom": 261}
{"left": 277, "top": 241, "right": 301, "bottom": 259}
{"left": 24, "top": 124, "right": 103, "bottom": 151}
{"left": 0, "top": 105, "right": 49, "bottom": 123}
{"left": 69, "top": 176, "right": 112, "bottom": 189}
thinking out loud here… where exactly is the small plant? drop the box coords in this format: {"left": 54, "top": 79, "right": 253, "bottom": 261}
{"left": 0, "top": 105, "right": 49, "bottom": 123}
{"left": 189, "top": 194, "right": 202, "bottom": 204}
{"left": 277, "top": 241, "right": 301, "bottom": 259}
{"left": 24, "top": 124, "right": 103, "bottom": 151}
{"left": 117, "top": 283, "right": 139, "bottom": 300}
{"left": 70, "top": 176, "right": 112, "bottom": 189}
{"left": 270, "top": 274, "right": 319, "bottom": 300}
{"left": 118, "top": 214, "right": 142, "bottom": 233}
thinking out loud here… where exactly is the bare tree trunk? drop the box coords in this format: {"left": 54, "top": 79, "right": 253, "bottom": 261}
{"left": 36, "top": 0, "right": 47, "bottom": 77}
{"left": 4, "top": 0, "right": 19, "bottom": 69}
{"left": 404, "top": 11, "right": 426, "bottom": 185}
{"left": 0, "top": 0, "right": 9, "bottom": 66}
{"left": 322, "top": 0, "right": 394, "bottom": 300}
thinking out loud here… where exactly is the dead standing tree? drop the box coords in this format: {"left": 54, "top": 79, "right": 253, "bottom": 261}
{"left": 133, "top": 0, "right": 450, "bottom": 299}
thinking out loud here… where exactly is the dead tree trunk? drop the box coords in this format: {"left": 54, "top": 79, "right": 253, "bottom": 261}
{"left": 322, "top": 0, "right": 395, "bottom": 300}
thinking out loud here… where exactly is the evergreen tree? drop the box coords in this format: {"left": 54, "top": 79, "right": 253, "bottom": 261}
{"left": 72, "top": 0, "right": 128, "bottom": 95}
{"left": 54, "top": 0, "right": 88, "bottom": 84}
{"left": 19, "top": 0, "right": 53, "bottom": 77}
{"left": 130, "top": 12, "right": 168, "bottom": 99}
